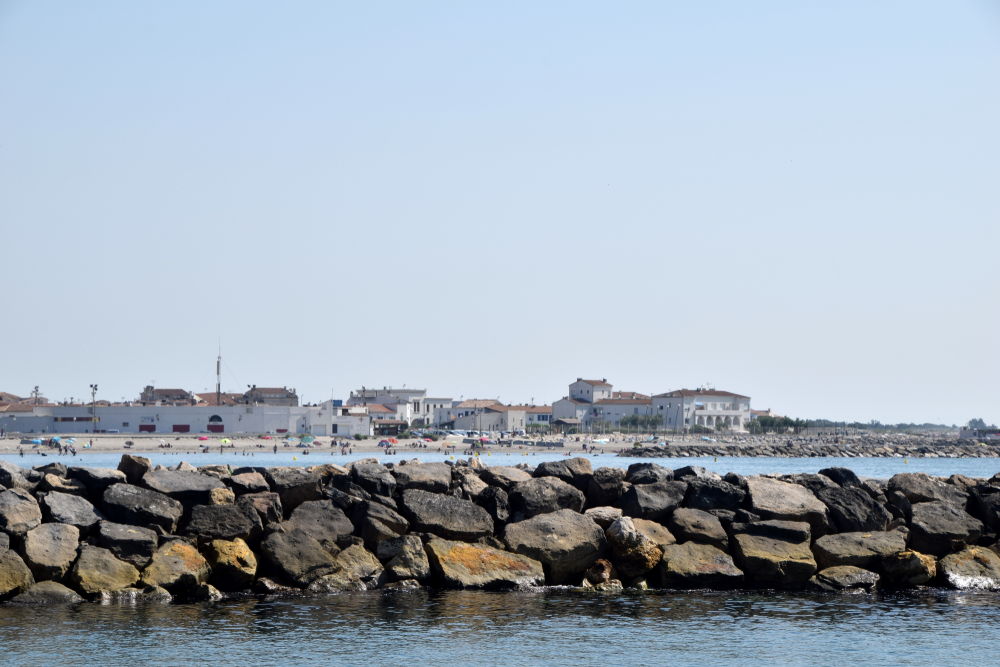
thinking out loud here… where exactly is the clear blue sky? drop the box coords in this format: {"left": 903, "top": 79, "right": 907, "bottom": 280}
{"left": 1, "top": 2, "right": 997, "bottom": 425}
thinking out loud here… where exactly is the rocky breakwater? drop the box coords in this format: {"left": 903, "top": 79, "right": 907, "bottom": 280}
{"left": 626, "top": 436, "right": 998, "bottom": 459}
{"left": 3, "top": 456, "right": 1000, "bottom": 604}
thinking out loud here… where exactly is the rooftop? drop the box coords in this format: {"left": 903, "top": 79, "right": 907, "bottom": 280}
{"left": 612, "top": 391, "right": 650, "bottom": 400}
{"left": 453, "top": 399, "right": 500, "bottom": 409}
{"left": 655, "top": 389, "right": 750, "bottom": 399}
{"left": 576, "top": 378, "right": 611, "bottom": 387}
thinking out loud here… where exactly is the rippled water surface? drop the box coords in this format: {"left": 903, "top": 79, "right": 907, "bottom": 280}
{"left": 1, "top": 589, "right": 998, "bottom": 666}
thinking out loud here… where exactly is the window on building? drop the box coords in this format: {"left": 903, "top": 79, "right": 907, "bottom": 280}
{"left": 122, "top": 422, "right": 129, "bottom": 427}
{"left": 634, "top": 408, "right": 639, "bottom": 415}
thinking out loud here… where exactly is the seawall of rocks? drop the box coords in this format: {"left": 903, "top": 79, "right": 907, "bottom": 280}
{"left": 2, "top": 455, "right": 1000, "bottom": 604}
{"left": 625, "top": 439, "right": 997, "bottom": 458}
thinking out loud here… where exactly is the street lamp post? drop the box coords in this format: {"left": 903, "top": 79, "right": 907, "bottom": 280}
{"left": 89, "top": 384, "right": 98, "bottom": 434}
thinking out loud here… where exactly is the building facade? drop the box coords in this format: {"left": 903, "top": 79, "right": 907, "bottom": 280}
{"left": 652, "top": 389, "right": 751, "bottom": 431}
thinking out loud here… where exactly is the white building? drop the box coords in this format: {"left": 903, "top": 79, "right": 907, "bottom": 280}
{"left": 303, "top": 402, "right": 373, "bottom": 438}
{"left": 586, "top": 397, "right": 655, "bottom": 428}
{"left": 346, "top": 387, "right": 452, "bottom": 427}
{"left": 569, "top": 379, "right": 612, "bottom": 402}
{"left": 435, "top": 400, "right": 499, "bottom": 427}
{"left": 525, "top": 405, "right": 552, "bottom": 429}
{"left": 652, "top": 389, "right": 751, "bottom": 431}
{"left": 0, "top": 402, "right": 373, "bottom": 438}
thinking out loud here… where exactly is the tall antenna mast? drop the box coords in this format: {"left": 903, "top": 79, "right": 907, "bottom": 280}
{"left": 216, "top": 342, "right": 222, "bottom": 407}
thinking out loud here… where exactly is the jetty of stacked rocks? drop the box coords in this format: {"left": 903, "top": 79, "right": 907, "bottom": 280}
{"left": 2, "top": 455, "right": 1000, "bottom": 603}
{"left": 626, "top": 437, "right": 997, "bottom": 459}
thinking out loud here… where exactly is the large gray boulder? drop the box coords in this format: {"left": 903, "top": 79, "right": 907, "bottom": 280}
{"left": 503, "top": 509, "right": 609, "bottom": 584}
{"left": 0, "top": 489, "right": 42, "bottom": 536}
{"left": 888, "top": 473, "right": 968, "bottom": 505}
{"left": 284, "top": 500, "right": 355, "bottom": 547}
{"left": 426, "top": 538, "right": 544, "bottom": 589}
{"left": 117, "top": 455, "right": 153, "bottom": 485}
{"left": 584, "top": 506, "right": 623, "bottom": 529}
{"left": 533, "top": 458, "right": 593, "bottom": 491}
{"left": 0, "top": 461, "right": 33, "bottom": 492}
{"left": 140, "top": 470, "right": 225, "bottom": 508}
{"left": 0, "top": 549, "right": 35, "bottom": 600}
{"left": 20, "top": 523, "right": 80, "bottom": 581}
{"left": 617, "top": 481, "right": 687, "bottom": 523}
{"left": 476, "top": 487, "right": 510, "bottom": 524}
{"left": 67, "top": 546, "right": 140, "bottom": 596}
{"left": 39, "top": 474, "right": 88, "bottom": 497}
{"left": 185, "top": 504, "right": 256, "bottom": 541}
{"left": 67, "top": 467, "right": 127, "bottom": 495}
{"left": 785, "top": 473, "right": 839, "bottom": 496}
{"left": 237, "top": 492, "right": 283, "bottom": 527}
{"left": 675, "top": 466, "right": 719, "bottom": 481}
{"left": 658, "top": 542, "right": 744, "bottom": 589}
{"left": 39, "top": 492, "right": 105, "bottom": 532}
{"left": 352, "top": 501, "right": 407, "bottom": 551}
{"left": 262, "top": 468, "right": 323, "bottom": 514}
{"left": 392, "top": 462, "right": 452, "bottom": 494}
{"left": 9, "top": 580, "right": 83, "bottom": 604}
{"left": 331, "top": 544, "right": 384, "bottom": 588}
{"left": 605, "top": 516, "right": 663, "bottom": 579}
{"left": 808, "top": 566, "right": 880, "bottom": 593}
{"left": 669, "top": 508, "right": 728, "bottom": 551}
{"left": 103, "top": 484, "right": 184, "bottom": 533}
{"left": 34, "top": 462, "right": 67, "bottom": 478}
{"left": 625, "top": 462, "right": 673, "bottom": 485}
{"left": 746, "top": 477, "right": 832, "bottom": 537}
{"left": 968, "top": 484, "right": 1000, "bottom": 531}
{"left": 398, "top": 489, "right": 493, "bottom": 541}
{"left": 633, "top": 518, "right": 677, "bottom": 548}
{"left": 683, "top": 478, "right": 746, "bottom": 512}
{"left": 479, "top": 466, "right": 532, "bottom": 491}
{"left": 140, "top": 542, "right": 210, "bottom": 592}
{"left": 939, "top": 547, "right": 1000, "bottom": 590}
{"left": 259, "top": 529, "right": 338, "bottom": 587}
{"left": 812, "top": 531, "right": 908, "bottom": 570}
{"left": 730, "top": 520, "right": 817, "bottom": 587}
{"left": 909, "top": 502, "right": 983, "bottom": 557}
{"left": 384, "top": 535, "right": 430, "bottom": 583}
{"left": 509, "top": 477, "right": 586, "bottom": 518}
{"left": 226, "top": 472, "right": 270, "bottom": 496}
{"left": 99, "top": 522, "right": 158, "bottom": 568}
{"left": 587, "top": 467, "right": 627, "bottom": 507}
{"left": 815, "top": 486, "right": 891, "bottom": 533}
{"left": 452, "top": 468, "right": 489, "bottom": 501}
{"left": 817, "top": 467, "right": 865, "bottom": 491}
{"left": 352, "top": 463, "right": 396, "bottom": 497}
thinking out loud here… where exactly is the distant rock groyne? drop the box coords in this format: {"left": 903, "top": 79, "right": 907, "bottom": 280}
{"left": 2, "top": 455, "right": 1000, "bottom": 604}
{"left": 623, "top": 438, "right": 998, "bottom": 459}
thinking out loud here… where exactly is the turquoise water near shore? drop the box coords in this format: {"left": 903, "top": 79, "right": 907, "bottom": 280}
{"left": 1, "top": 588, "right": 998, "bottom": 666}
{"left": 3, "top": 450, "right": 998, "bottom": 479}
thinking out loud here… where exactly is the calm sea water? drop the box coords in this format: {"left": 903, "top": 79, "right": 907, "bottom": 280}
{"left": 3, "top": 450, "right": 999, "bottom": 479}
{"left": 1, "top": 589, "right": 998, "bottom": 666}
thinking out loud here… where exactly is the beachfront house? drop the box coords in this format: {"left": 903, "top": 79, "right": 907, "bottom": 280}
{"left": 587, "top": 396, "right": 656, "bottom": 429}
{"left": 553, "top": 378, "right": 614, "bottom": 424}
{"left": 652, "top": 389, "right": 751, "bottom": 431}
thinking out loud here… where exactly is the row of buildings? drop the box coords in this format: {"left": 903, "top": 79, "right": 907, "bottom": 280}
{"left": 0, "top": 379, "right": 752, "bottom": 437}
